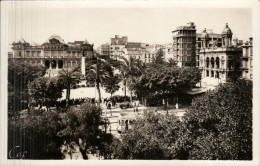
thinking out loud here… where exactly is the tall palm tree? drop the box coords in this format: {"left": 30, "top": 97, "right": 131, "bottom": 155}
{"left": 117, "top": 56, "right": 143, "bottom": 103}
{"left": 103, "top": 73, "right": 122, "bottom": 98}
{"left": 86, "top": 58, "right": 112, "bottom": 104}
{"left": 58, "top": 67, "right": 81, "bottom": 106}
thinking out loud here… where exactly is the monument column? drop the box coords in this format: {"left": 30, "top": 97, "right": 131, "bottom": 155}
{"left": 81, "top": 56, "right": 86, "bottom": 76}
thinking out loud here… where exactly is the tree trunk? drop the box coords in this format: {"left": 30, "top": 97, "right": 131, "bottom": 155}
{"left": 96, "top": 81, "right": 101, "bottom": 105}
{"left": 130, "top": 90, "right": 133, "bottom": 107}
{"left": 96, "top": 62, "right": 101, "bottom": 105}
{"left": 66, "top": 86, "right": 70, "bottom": 107}
{"left": 124, "top": 80, "right": 127, "bottom": 97}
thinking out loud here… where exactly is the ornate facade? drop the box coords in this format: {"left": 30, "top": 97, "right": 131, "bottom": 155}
{"left": 199, "top": 23, "right": 243, "bottom": 86}
{"left": 10, "top": 35, "right": 93, "bottom": 76}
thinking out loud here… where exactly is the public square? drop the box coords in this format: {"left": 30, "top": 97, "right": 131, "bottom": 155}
{"left": 4, "top": 1, "right": 255, "bottom": 162}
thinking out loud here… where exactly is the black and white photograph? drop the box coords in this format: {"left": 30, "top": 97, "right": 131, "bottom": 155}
{"left": 0, "top": 0, "right": 260, "bottom": 165}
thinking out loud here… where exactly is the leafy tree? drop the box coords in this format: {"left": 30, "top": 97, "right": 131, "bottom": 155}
{"left": 132, "top": 66, "right": 201, "bottom": 105}
{"left": 8, "top": 59, "right": 46, "bottom": 116}
{"left": 108, "top": 111, "right": 186, "bottom": 159}
{"left": 8, "top": 108, "right": 63, "bottom": 159}
{"left": 8, "top": 102, "right": 109, "bottom": 159}
{"left": 151, "top": 48, "right": 165, "bottom": 65}
{"left": 57, "top": 103, "right": 105, "bottom": 159}
{"left": 103, "top": 73, "right": 122, "bottom": 97}
{"left": 58, "top": 67, "right": 81, "bottom": 106}
{"left": 28, "top": 76, "right": 63, "bottom": 111}
{"left": 183, "top": 79, "right": 252, "bottom": 160}
{"left": 167, "top": 58, "right": 178, "bottom": 67}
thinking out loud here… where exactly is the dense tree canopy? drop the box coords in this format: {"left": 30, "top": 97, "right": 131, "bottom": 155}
{"left": 107, "top": 111, "right": 187, "bottom": 159}
{"left": 28, "top": 76, "right": 63, "bottom": 110}
{"left": 103, "top": 73, "right": 122, "bottom": 97}
{"left": 133, "top": 66, "right": 201, "bottom": 100}
{"left": 8, "top": 102, "right": 108, "bottom": 159}
{"left": 183, "top": 79, "right": 252, "bottom": 160}
{"left": 8, "top": 59, "right": 46, "bottom": 116}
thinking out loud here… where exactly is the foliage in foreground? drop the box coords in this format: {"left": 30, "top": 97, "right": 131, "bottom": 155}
{"left": 183, "top": 79, "right": 252, "bottom": 160}
{"left": 109, "top": 79, "right": 252, "bottom": 160}
{"left": 8, "top": 103, "right": 110, "bottom": 159}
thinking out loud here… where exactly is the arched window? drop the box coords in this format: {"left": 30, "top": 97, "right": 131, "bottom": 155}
{"left": 51, "top": 60, "right": 57, "bottom": 69}
{"left": 206, "top": 57, "right": 209, "bottom": 68}
{"left": 58, "top": 60, "right": 63, "bottom": 69}
{"left": 211, "top": 71, "right": 214, "bottom": 77}
{"left": 211, "top": 57, "right": 214, "bottom": 68}
{"left": 67, "top": 61, "right": 71, "bottom": 68}
{"left": 45, "top": 60, "right": 50, "bottom": 68}
{"left": 216, "top": 71, "right": 219, "bottom": 78}
{"left": 72, "top": 61, "right": 76, "bottom": 67}
{"left": 216, "top": 57, "right": 220, "bottom": 68}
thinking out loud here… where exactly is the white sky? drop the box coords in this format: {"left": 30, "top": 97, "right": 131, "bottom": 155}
{"left": 7, "top": 1, "right": 252, "bottom": 49}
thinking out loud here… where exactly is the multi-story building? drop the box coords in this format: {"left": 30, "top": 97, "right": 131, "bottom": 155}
{"left": 97, "top": 43, "right": 110, "bottom": 57}
{"left": 172, "top": 22, "right": 197, "bottom": 67}
{"left": 199, "top": 23, "right": 243, "bottom": 86}
{"left": 110, "top": 35, "right": 128, "bottom": 59}
{"left": 10, "top": 35, "right": 93, "bottom": 77}
{"left": 196, "top": 30, "right": 222, "bottom": 67}
{"left": 160, "top": 43, "right": 173, "bottom": 61}
{"left": 241, "top": 37, "right": 253, "bottom": 80}
{"left": 125, "top": 42, "right": 161, "bottom": 63}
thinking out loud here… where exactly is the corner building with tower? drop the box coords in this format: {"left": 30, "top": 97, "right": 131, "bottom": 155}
{"left": 199, "top": 23, "right": 243, "bottom": 86}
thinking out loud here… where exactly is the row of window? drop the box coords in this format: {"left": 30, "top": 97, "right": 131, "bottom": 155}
{"left": 144, "top": 54, "right": 155, "bottom": 58}
{"left": 243, "top": 48, "right": 253, "bottom": 57}
{"left": 44, "top": 60, "right": 79, "bottom": 69}
{"left": 176, "top": 30, "right": 195, "bottom": 35}
{"left": 177, "top": 50, "right": 192, "bottom": 55}
{"left": 177, "top": 43, "right": 192, "bottom": 49}
{"left": 205, "top": 57, "right": 220, "bottom": 68}
{"left": 176, "top": 38, "right": 193, "bottom": 43}
{"left": 241, "top": 59, "right": 253, "bottom": 68}
{"left": 176, "top": 56, "right": 192, "bottom": 61}
{"left": 206, "top": 70, "right": 220, "bottom": 78}
{"left": 26, "top": 51, "right": 41, "bottom": 57}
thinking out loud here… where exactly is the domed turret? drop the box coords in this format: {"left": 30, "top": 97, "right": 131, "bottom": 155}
{"left": 222, "top": 23, "right": 233, "bottom": 36}
{"left": 201, "top": 28, "right": 209, "bottom": 48}
{"left": 201, "top": 28, "right": 209, "bottom": 39}
{"left": 221, "top": 23, "right": 233, "bottom": 47}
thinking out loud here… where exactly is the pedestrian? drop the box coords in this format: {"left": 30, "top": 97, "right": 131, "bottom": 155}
{"left": 133, "top": 101, "right": 136, "bottom": 112}
{"left": 175, "top": 103, "right": 178, "bottom": 109}
{"left": 107, "top": 101, "right": 112, "bottom": 116}
{"left": 136, "top": 100, "right": 139, "bottom": 112}
{"left": 125, "top": 120, "right": 128, "bottom": 130}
